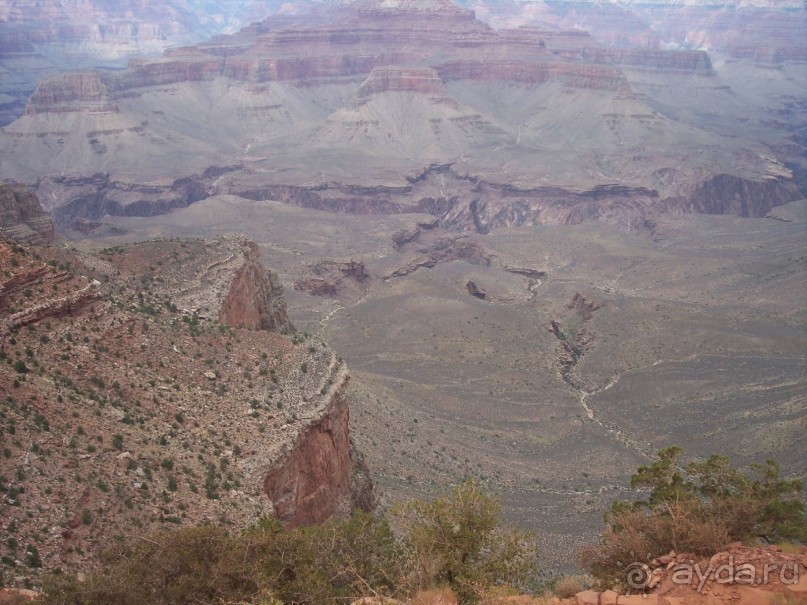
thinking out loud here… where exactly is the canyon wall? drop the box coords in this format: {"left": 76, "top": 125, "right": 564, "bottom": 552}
{"left": 219, "top": 239, "right": 293, "bottom": 333}
{"left": 0, "top": 182, "right": 55, "bottom": 244}
{"left": 263, "top": 364, "right": 373, "bottom": 526}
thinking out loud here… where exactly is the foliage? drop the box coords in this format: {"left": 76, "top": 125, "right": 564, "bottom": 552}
{"left": 34, "top": 482, "right": 537, "bottom": 605}
{"left": 391, "top": 480, "right": 538, "bottom": 602}
{"left": 37, "top": 525, "right": 268, "bottom": 605}
{"left": 248, "top": 513, "right": 399, "bottom": 604}
{"left": 582, "top": 447, "right": 807, "bottom": 588}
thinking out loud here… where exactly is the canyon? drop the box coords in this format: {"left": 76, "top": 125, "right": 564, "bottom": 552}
{"left": 0, "top": 0, "right": 804, "bottom": 236}
{"left": 0, "top": 186, "right": 372, "bottom": 585}
{"left": 0, "top": 0, "right": 804, "bottom": 587}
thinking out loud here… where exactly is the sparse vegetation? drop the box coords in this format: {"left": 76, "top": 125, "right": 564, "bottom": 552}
{"left": 34, "top": 481, "right": 538, "bottom": 605}
{"left": 582, "top": 447, "right": 807, "bottom": 587}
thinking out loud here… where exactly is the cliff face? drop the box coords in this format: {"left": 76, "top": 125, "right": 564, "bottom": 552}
{"left": 0, "top": 182, "right": 55, "bottom": 245}
{"left": 25, "top": 72, "right": 118, "bottom": 115}
{"left": 263, "top": 365, "right": 373, "bottom": 526}
{"left": 146, "top": 235, "right": 293, "bottom": 333}
{"left": 218, "top": 239, "right": 292, "bottom": 332}
{"left": 0, "top": 234, "right": 371, "bottom": 586}
{"left": 357, "top": 66, "right": 448, "bottom": 98}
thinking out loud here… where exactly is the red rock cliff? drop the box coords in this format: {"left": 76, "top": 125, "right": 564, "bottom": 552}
{"left": 219, "top": 240, "right": 292, "bottom": 333}
{"left": 263, "top": 362, "right": 373, "bottom": 526}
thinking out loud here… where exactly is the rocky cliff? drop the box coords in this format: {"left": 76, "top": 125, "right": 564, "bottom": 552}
{"left": 0, "top": 0, "right": 803, "bottom": 233}
{"left": 218, "top": 239, "right": 293, "bottom": 333}
{"left": 263, "top": 361, "right": 373, "bottom": 526}
{"left": 0, "top": 182, "right": 55, "bottom": 244}
{"left": 25, "top": 72, "right": 118, "bottom": 115}
{"left": 357, "top": 67, "right": 448, "bottom": 98}
{"left": 0, "top": 234, "right": 371, "bottom": 587}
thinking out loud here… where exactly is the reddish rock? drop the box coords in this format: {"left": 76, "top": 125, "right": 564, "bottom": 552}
{"left": 600, "top": 591, "right": 619, "bottom": 605}
{"left": 263, "top": 370, "right": 373, "bottom": 526}
{"left": 218, "top": 239, "right": 292, "bottom": 332}
{"left": 575, "top": 591, "right": 599, "bottom": 605}
{"left": 617, "top": 596, "right": 657, "bottom": 605}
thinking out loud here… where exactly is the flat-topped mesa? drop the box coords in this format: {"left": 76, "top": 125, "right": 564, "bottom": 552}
{"left": 25, "top": 71, "right": 118, "bottom": 115}
{"left": 357, "top": 66, "right": 448, "bottom": 98}
{"left": 435, "top": 60, "right": 630, "bottom": 91}
{"left": 578, "top": 47, "right": 715, "bottom": 74}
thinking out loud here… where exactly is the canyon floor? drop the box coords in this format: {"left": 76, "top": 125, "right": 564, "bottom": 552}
{"left": 81, "top": 194, "right": 807, "bottom": 576}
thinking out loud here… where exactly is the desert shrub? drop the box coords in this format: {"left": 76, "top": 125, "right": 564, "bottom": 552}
{"left": 551, "top": 575, "right": 588, "bottom": 598}
{"left": 36, "top": 525, "right": 267, "bottom": 605}
{"left": 582, "top": 447, "right": 807, "bottom": 588}
{"left": 248, "top": 512, "right": 399, "bottom": 604}
{"left": 392, "top": 480, "right": 538, "bottom": 603}
{"left": 35, "top": 483, "right": 538, "bottom": 605}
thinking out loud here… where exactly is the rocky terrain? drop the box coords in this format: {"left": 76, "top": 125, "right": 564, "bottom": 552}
{"left": 0, "top": 0, "right": 314, "bottom": 126}
{"left": 0, "top": 0, "right": 804, "bottom": 586}
{"left": 0, "top": 183, "right": 53, "bottom": 245}
{"left": 0, "top": 0, "right": 804, "bottom": 235}
{"left": 81, "top": 190, "right": 806, "bottom": 578}
{"left": 0, "top": 192, "right": 372, "bottom": 587}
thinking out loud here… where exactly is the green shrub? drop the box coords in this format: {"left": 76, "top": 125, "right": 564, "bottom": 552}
{"left": 582, "top": 447, "right": 807, "bottom": 589}
{"left": 35, "top": 483, "right": 538, "bottom": 605}
{"left": 391, "top": 479, "right": 538, "bottom": 602}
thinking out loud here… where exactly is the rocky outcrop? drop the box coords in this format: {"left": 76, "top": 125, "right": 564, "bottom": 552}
{"left": 385, "top": 236, "right": 494, "bottom": 279}
{"left": 25, "top": 72, "right": 118, "bottom": 115}
{"left": 673, "top": 174, "right": 803, "bottom": 218}
{"left": 0, "top": 235, "right": 372, "bottom": 586}
{"left": 293, "top": 260, "right": 370, "bottom": 299}
{"left": 466, "top": 280, "right": 486, "bottom": 300}
{"left": 357, "top": 66, "right": 447, "bottom": 98}
{"left": 263, "top": 362, "right": 373, "bottom": 526}
{"left": 0, "top": 182, "right": 54, "bottom": 245}
{"left": 219, "top": 240, "right": 292, "bottom": 333}
{"left": 151, "top": 234, "right": 293, "bottom": 334}
{"left": 0, "top": 277, "right": 100, "bottom": 346}
{"left": 47, "top": 169, "right": 230, "bottom": 228}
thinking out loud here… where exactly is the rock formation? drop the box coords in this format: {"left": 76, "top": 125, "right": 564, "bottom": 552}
{"left": 293, "top": 260, "right": 369, "bottom": 299}
{"left": 218, "top": 238, "right": 293, "bottom": 332}
{"left": 25, "top": 72, "right": 118, "bottom": 115}
{"left": 263, "top": 361, "right": 373, "bottom": 526}
{"left": 0, "top": 233, "right": 371, "bottom": 586}
{"left": 0, "top": 182, "right": 54, "bottom": 245}
{"left": 465, "top": 280, "right": 486, "bottom": 300}
{"left": 0, "top": 1, "right": 803, "bottom": 233}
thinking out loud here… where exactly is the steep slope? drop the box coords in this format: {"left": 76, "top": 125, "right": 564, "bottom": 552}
{"left": 0, "top": 197, "right": 372, "bottom": 586}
